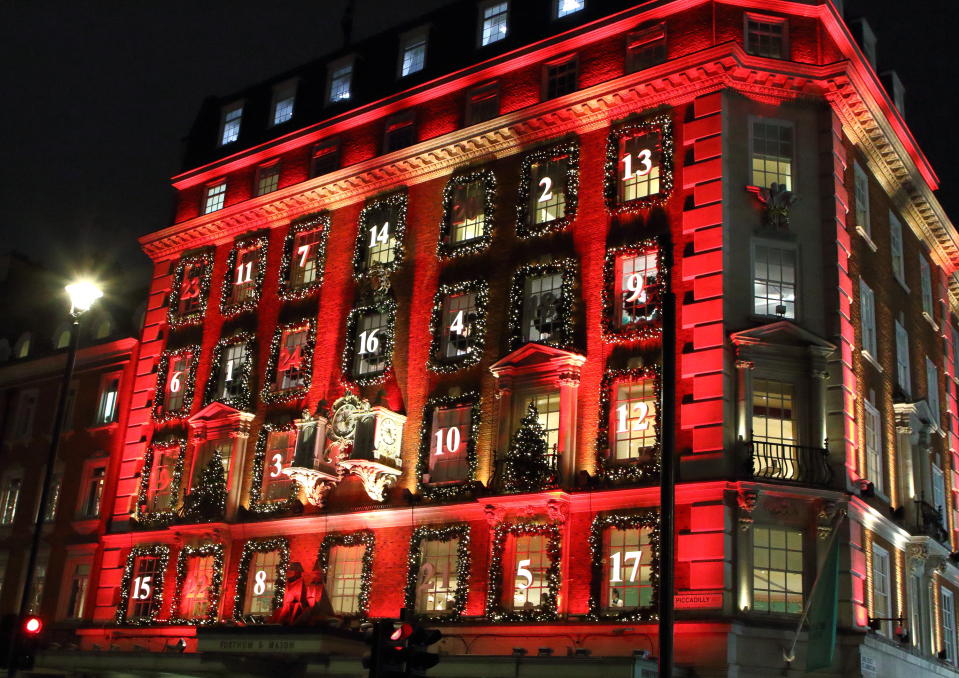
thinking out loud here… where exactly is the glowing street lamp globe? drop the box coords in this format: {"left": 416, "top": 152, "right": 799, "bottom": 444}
{"left": 65, "top": 280, "right": 103, "bottom": 316}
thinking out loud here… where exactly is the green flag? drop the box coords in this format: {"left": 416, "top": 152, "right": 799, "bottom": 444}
{"left": 805, "top": 534, "right": 840, "bottom": 672}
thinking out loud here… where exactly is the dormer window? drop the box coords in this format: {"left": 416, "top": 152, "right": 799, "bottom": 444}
{"left": 328, "top": 58, "right": 354, "bottom": 103}
{"left": 270, "top": 79, "right": 297, "bottom": 126}
{"left": 626, "top": 22, "right": 666, "bottom": 73}
{"left": 383, "top": 111, "right": 416, "bottom": 153}
{"left": 399, "top": 27, "right": 428, "bottom": 77}
{"left": 479, "top": 1, "right": 508, "bottom": 47}
{"left": 218, "top": 102, "right": 243, "bottom": 146}
{"left": 310, "top": 138, "right": 340, "bottom": 178}
{"left": 202, "top": 181, "right": 226, "bottom": 215}
{"left": 255, "top": 162, "right": 280, "bottom": 197}
{"left": 543, "top": 55, "right": 578, "bottom": 100}
{"left": 745, "top": 14, "right": 788, "bottom": 59}
{"left": 554, "top": 0, "right": 584, "bottom": 18}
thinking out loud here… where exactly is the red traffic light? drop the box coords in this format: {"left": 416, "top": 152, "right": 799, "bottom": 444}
{"left": 22, "top": 616, "right": 42, "bottom": 636}
{"left": 390, "top": 622, "right": 413, "bottom": 642}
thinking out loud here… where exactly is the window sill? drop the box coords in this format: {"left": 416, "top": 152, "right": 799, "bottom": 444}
{"left": 923, "top": 312, "right": 939, "bottom": 332}
{"left": 894, "top": 275, "right": 910, "bottom": 294}
{"left": 861, "top": 350, "right": 884, "bottom": 373}
{"left": 856, "top": 226, "right": 878, "bottom": 252}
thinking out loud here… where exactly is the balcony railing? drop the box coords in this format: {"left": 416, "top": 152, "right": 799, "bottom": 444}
{"left": 490, "top": 446, "right": 561, "bottom": 493}
{"left": 746, "top": 439, "right": 831, "bottom": 487}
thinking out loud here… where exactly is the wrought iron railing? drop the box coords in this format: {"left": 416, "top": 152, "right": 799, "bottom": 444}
{"left": 746, "top": 440, "right": 831, "bottom": 486}
{"left": 490, "top": 446, "right": 561, "bottom": 493}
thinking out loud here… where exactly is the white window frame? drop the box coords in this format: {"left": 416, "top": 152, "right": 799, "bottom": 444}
{"left": 398, "top": 26, "right": 429, "bottom": 78}
{"left": 854, "top": 161, "right": 872, "bottom": 241}
{"left": 863, "top": 398, "right": 883, "bottom": 495}
{"left": 871, "top": 543, "right": 891, "bottom": 637}
{"left": 255, "top": 162, "right": 281, "bottom": 197}
{"left": 889, "top": 211, "right": 906, "bottom": 286}
{"left": 919, "top": 254, "right": 934, "bottom": 319}
{"left": 218, "top": 101, "right": 244, "bottom": 146}
{"left": 895, "top": 320, "right": 911, "bottom": 396}
{"left": 465, "top": 81, "right": 500, "bottom": 126}
{"left": 58, "top": 557, "right": 92, "bottom": 621}
{"left": 203, "top": 181, "right": 227, "bottom": 215}
{"left": 0, "top": 473, "right": 21, "bottom": 526}
{"left": 94, "top": 372, "right": 121, "bottom": 426}
{"left": 270, "top": 79, "right": 297, "bottom": 127}
{"left": 478, "top": 0, "right": 509, "bottom": 47}
{"left": 749, "top": 117, "right": 794, "bottom": 191}
{"left": 943, "top": 588, "right": 957, "bottom": 664}
{"left": 859, "top": 280, "right": 877, "bottom": 360}
{"left": 751, "top": 239, "right": 798, "bottom": 320}
{"left": 553, "top": 0, "right": 585, "bottom": 19}
{"left": 327, "top": 56, "right": 355, "bottom": 104}
{"left": 927, "top": 357, "right": 940, "bottom": 423}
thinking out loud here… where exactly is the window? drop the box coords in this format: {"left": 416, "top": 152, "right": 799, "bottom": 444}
{"left": 255, "top": 163, "right": 280, "bottom": 197}
{"left": 326, "top": 544, "right": 366, "bottom": 615}
{"left": 863, "top": 398, "right": 883, "bottom": 494}
{"left": 93, "top": 317, "right": 112, "bottom": 339}
{"left": 127, "top": 555, "right": 163, "bottom": 621}
{"left": 753, "top": 526, "right": 803, "bottom": 613}
{"left": 172, "top": 258, "right": 208, "bottom": 319}
{"left": 745, "top": 14, "right": 787, "bottom": 58}
{"left": 95, "top": 374, "right": 120, "bottom": 425}
{"left": 189, "top": 439, "right": 231, "bottom": 497}
{"left": 399, "top": 27, "right": 428, "bottom": 77}
{"left": 354, "top": 194, "right": 405, "bottom": 273}
{"left": 920, "top": 254, "right": 934, "bottom": 317}
{"left": 55, "top": 327, "right": 71, "bottom": 349}
{"left": 953, "top": 324, "right": 959, "bottom": 379}
{"left": 927, "top": 358, "right": 940, "bottom": 421}
{"left": 203, "top": 181, "right": 226, "bottom": 215}
{"left": 933, "top": 464, "right": 947, "bottom": 520}
{"left": 507, "top": 533, "right": 549, "bottom": 610}
{"left": 543, "top": 56, "right": 577, "bottom": 100}
{"left": 753, "top": 243, "right": 797, "bottom": 318}
{"left": 626, "top": 23, "right": 666, "bottom": 73}
{"left": 889, "top": 212, "right": 905, "bottom": 283}
{"left": 616, "top": 127, "right": 665, "bottom": 203}
{"left": 443, "top": 173, "right": 490, "bottom": 248}
{"left": 226, "top": 240, "right": 264, "bottom": 309}
{"left": 44, "top": 471, "right": 62, "bottom": 522}
{"left": 80, "top": 465, "right": 106, "bottom": 519}
{"left": 871, "top": 543, "right": 891, "bottom": 635}
{"left": 146, "top": 445, "right": 182, "bottom": 514}
{"left": 160, "top": 348, "right": 196, "bottom": 415}
{"left": 413, "top": 538, "right": 461, "bottom": 614}
{"left": 895, "top": 320, "right": 911, "bottom": 395}
{"left": 0, "top": 476, "right": 20, "bottom": 525}
{"left": 523, "top": 149, "right": 576, "bottom": 230}
{"left": 14, "top": 333, "right": 30, "bottom": 359}
{"left": 28, "top": 557, "right": 47, "bottom": 614}
{"left": 243, "top": 549, "right": 282, "bottom": 616}
{"left": 943, "top": 588, "right": 957, "bottom": 664}
{"left": 602, "top": 524, "right": 653, "bottom": 611}
{"left": 752, "top": 379, "right": 796, "bottom": 445}
{"left": 261, "top": 429, "right": 296, "bottom": 503}
{"left": 751, "top": 119, "right": 793, "bottom": 190}
{"left": 64, "top": 562, "right": 90, "bottom": 619}
{"left": 13, "top": 389, "right": 38, "bottom": 440}
{"left": 434, "top": 289, "right": 482, "bottom": 364}
{"left": 349, "top": 308, "right": 392, "bottom": 379}
{"left": 859, "top": 280, "right": 877, "bottom": 358}
{"left": 615, "top": 249, "right": 660, "bottom": 329}
{"left": 327, "top": 58, "right": 353, "bottom": 103}
{"left": 465, "top": 81, "right": 499, "bottom": 126}
{"left": 611, "top": 378, "right": 657, "bottom": 462}
{"left": 310, "top": 138, "right": 340, "bottom": 178}
{"left": 287, "top": 223, "right": 327, "bottom": 293}
{"left": 272, "top": 323, "right": 311, "bottom": 393}
{"left": 479, "top": 1, "right": 508, "bottom": 46}
{"left": 426, "top": 405, "right": 472, "bottom": 484}
{"left": 514, "top": 392, "right": 561, "bottom": 458}
{"left": 383, "top": 111, "right": 416, "bottom": 153}
{"left": 554, "top": 0, "right": 584, "bottom": 17}
{"left": 218, "top": 102, "right": 243, "bottom": 145}
{"left": 178, "top": 554, "right": 217, "bottom": 620}
{"left": 854, "top": 161, "right": 871, "bottom": 237}
{"left": 270, "top": 80, "right": 297, "bottom": 126}
{"left": 521, "top": 272, "right": 564, "bottom": 345}
{"left": 213, "top": 340, "right": 249, "bottom": 403}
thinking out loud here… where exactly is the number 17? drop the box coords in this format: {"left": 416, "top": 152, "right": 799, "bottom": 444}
{"left": 610, "top": 550, "right": 643, "bottom": 583}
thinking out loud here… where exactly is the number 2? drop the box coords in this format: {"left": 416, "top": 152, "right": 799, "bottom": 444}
{"left": 537, "top": 176, "right": 553, "bottom": 203}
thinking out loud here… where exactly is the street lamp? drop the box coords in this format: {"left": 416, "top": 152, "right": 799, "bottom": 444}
{"left": 6, "top": 280, "right": 102, "bottom": 676}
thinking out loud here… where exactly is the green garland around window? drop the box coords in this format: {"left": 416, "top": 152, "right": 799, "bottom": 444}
{"left": 415, "top": 392, "right": 481, "bottom": 501}
{"left": 152, "top": 345, "right": 200, "bottom": 422}
{"left": 485, "top": 522, "right": 562, "bottom": 622}
{"left": 115, "top": 543, "right": 171, "bottom": 625}
{"left": 426, "top": 280, "right": 489, "bottom": 373}
{"left": 341, "top": 296, "right": 397, "bottom": 387}
{"left": 277, "top": 213, "right": 330, "bottom": 301}
{"left": 231, "top": 537, "right": 290, "bottom": 622}
{"left": 167, "top": 250, "right": 214, "bottom": 329}
{"left": 261, "top": 318, "right": 316, "bottom": 405}
{"left": 134, "top": 438, "right": 186, "bottom": 530}
{"left": 203, "top": 331, "right": 256, "bottom": 411}
{"left": 515, "top": 139, "right": 580, "bottom": 239}
{"left": 220, "top": 234, "right": 269, "bottom": 317}
{"left": 600, "top": 240, "right": 665, "bottom": 343}
{"left": 404, "top": 524, "right": 471, "bottom": 621}
{"left": 587, "top": 510, "right": 660, "bottom": 622}
{"left": 352, "top": 190, "right": 408, "bottom": 279}
{"left": 596, "top": 365, "right": 662, "bottom": 484}
{"left": 169, "top": 542, "right": 225, "bottom": 625}
{"left": 247, "top": 422, "right": 301, "bottom": 516}
{"left": 506, "top": 258, "right": 578, "bottom": 352}
{"left": 318, "top": 530, "right": 375, "bottom": 619}
{"left": 437, "top": 169, "right": 495, "bottom": 259}
{"left": 603, "top": 112, "right": 674, "bottom": 214}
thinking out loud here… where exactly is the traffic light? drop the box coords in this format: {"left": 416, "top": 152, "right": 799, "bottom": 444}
{"left": 405, "top": 625, "right": 442, "bottom": 677}
{"left": 362, "top": 620, "right": 409, "bottom": 678}
{"left": 16, "top": 614, "right": 44, "bottom": 670}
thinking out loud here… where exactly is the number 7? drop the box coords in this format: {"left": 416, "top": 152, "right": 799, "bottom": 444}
{"left": 623, "top": 550, "right": 643, "bottom": 582}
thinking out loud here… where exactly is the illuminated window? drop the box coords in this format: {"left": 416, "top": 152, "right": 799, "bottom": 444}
{"left": 920, "top": 254, "right": 934, "bottom": 317}
{"left": 383, "top": 111, "right": 416, "bottom": 153}
{"left": 507, "top": 534, "right": 548, "bottom": 610}
{"left": 274, "top": 325, "right": 310, "bottom": 392}
{"left": 612, "top": 379, "right": 657, "bottom": 462}
{"left": 465, "top": 81, "right": 499, "bottom": 126}
{"left": 860, "top": 280, "right": 876, "bottom": 358}
{"left": 310, "top": 138, "right": 340, "bottom": 178}
{"left": 753, "top": 526, "right": 803, "bottom": 614}
{"left": 617, "top": 129, "right": 663, "bottom": 203}
{"left": 927, "top": 358, "right": 940, "bottom": 420}
{"left": 943, "top": 589, "right": 957, "bottom": 664}
{"left": 753, "top": 242, "right": 796, "bottom": 318}
{"left": 93, "top": 317, "right": 112, "bottom": 339}
{"left": 189, "top": 439, "right": 231, "bottom": 493}
{"left": 626, "top": 23, "right": 666, "bottom": 73}
{"left": 447, "top": 177, "right": 487, "bottom": 245}
{"left": 427, "top": 405, "right": 471, "bottom": 484}
{"left": 55, "top": 326, "right": 71, "bottom": 349}
{"left": 80, "top": 465, "right": 106, "bottom": 519}
{"left": 255, "top": 163, "right": 280, "bottom": 197}
{"left": 287, "top": 225, "right": 326, "bottom": 289}
{"left": 933, "top": 463, "right": 946, "bottom": 519}
{"left": 750, "top": 119, "right": 792, "bottom": 190}
{"left": 95, "top": 374, "right": 120, "bottom": 425}
{"left": 0, "top": 476, "right": 20, "bottom": 525}
{"left": 616, "top": 250, "right": 659, "bottom": 328}
{"left": 871, "top": 543, "right": 891, "bottom": 634}
{"left": 854, "top": 161, "right": 871, "bottom": 237}
{"left": 514, "top": 392, "right": 561, "bottom": 458}
{"left": 128, "top": 555, "right": 162, "bottom": 621}
{"left": 543, "top": 56, "right": 577, "bottom": 100}
{"left": 528, "top": 156, "right": 570, "bottom": 226}
{"left": 414, "top": 538, "right": 461, "bottom": 614}
{"left": 895, "top": 319, "right": 911, "bottom": 396}
{"left": 227, "top": 242, "right": 263, "bottom": 307}
{"left": 218, "top": 102, "right": 243, "bottom": 145}
{"left": 43, "top": 471, "right": 62, "bottom": 522}
{"left": 351, "top": 309, "right": 391, "bottom": 379}
{"left": 64, "top": 562, "right": 90, "bottom": 620}
{"left": 327, "top": 58, "right": 353, "bottom": 103}
{"left": 399, "top": 27, "right": 428, "bottom": 77}
{"left": 745, "top": 15, "right": 787, "bottom": 58}
{"left": 863, "top": 398, "right": 883, "bottom": 494}
{"left": 178, "top": 554, "right": 216, "bottom": 620}
{"left": 261, "top": 428, "right": 296, "bottom": 503}
{"left": 270, "top": 79, "right": 297, "bottom": 126}
{"left": 162, "top": 350, "right": 194, "bottom": 414}
{"left": 203, "top": 181, "right": 226, "bottom": 214}
{"left": 889, "top": 212, "right": 905, "bottom": 283}
{"left": 243, "top": 550, "right": 281, "bottom": 616}
{"left": 602, "top": 525, "right": 653, "bottom": 611}
{"left": 13, "top": 389, "right": 38, "bottom": 440}
{"left": 147, "top": 446, "right": 180, "bottom": 513}
{"left": 479, "top": 1, "right": 509, "bottom": 46}
{"left": 357, "top": 200, "right": 402, "bottom": 272}
{"left": 520, "top": 273, "right": 564, "bottom": 345}
{"left": 435, "top": 290, "right": 480, "bottom": 362}
{"left": 214, "top": 341, "right": 249, "bottom": 402}
{"left": 13, "top": 333, "right": 30, "bottom": 359}
{"left": 554, "top": 0, "right": 584, "bottom": 18}
{"left": 326, "top": 544, "right": 366, "bottom": 615}
{"left": 174, "top": 261, "right": 206, "bottom": 317}
{"left": 752, "top": 379, "right": 795, "bottom": 445}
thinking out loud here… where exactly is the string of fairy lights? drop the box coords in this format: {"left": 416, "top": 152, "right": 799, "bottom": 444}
{"left": 134, "top": 438, "right": 186, "bottom": 530}
{"left": 247, "top": 422, "right": 302, "bottom": 516}
{"left": 319, "top": 531, "right": 375, "bottom": 618}
{"left": 232, "top": 537, "right": 291, "bottom": 622}
{"left": 203, "top": 331, "right": 256, "bottom": 411}
{"left": 587, "top": 510, "right": 661, "bottom": 622}
{"left": 437, "top": 169, "right": 496, "bottom": 259}
{"left": 404, "top": 524, "right": 471, "bottom": 620}
{"left": 603, "top": 112, "right": 674, "bottom": 214}
{"left": 260, "top": 318, "right": 316, "bottom": 405}
{"left": 152, "top": 345, "right": 199, "bottom": 422}
{"left": 115, "top": 544, "right": 171, "bottom": 626}
{"left": 167, "top": 251, "right": 214, "bottom": 329}
{"left": 506, "top": 258, "right": 579, "bottom": 352}
{"left": 352, "top": 191, "right": 408, "bottom": 278}
{"left": 220, "top": 234, "right": 270, "bottom": 317}
{"left": 277, "top": 213, "right": 330, "bottom": 301}
{"left": 426, "top": 280, "right": 490, "bottom": 373}
{"left": 515, "top": 139, "right": 581, "bottom": 239}
{"left": 341, "top": 297, "right": 397, "bottom": 387}
{"left": 415, "top": 391, "right": 481, "bottom": 501}
{"left": 169, "top": 542, "right": 225, "bottom": 625}
{"left": 486, "top": 521, "right": 563, "bottom": 622}
{"left": 601, "top": 239, "right": 665, "bottom": 343}
{"left": 595, "top": 364, "right": 663, "bottom": 484}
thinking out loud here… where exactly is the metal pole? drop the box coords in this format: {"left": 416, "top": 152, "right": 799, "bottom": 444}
{"left": 658, "top": 233, "right": 676, "bottom": 678}
{"left": 6, "top": 316, "right": 80, "bottom": 676}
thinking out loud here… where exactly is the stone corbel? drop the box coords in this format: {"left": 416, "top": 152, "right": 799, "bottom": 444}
{"left": 816, "top": 501, "right": 845, "bottom": 541}
{"left": 337, "top": 460, "right": 399, "bottom": 503}
{"left": 282, "top": 467, "right": 341, "bottom": 508}
{"left": 907, "top": 543, "right": 929, "bottom": 576}
{"left": 925, "top": 554, "right": 947, "bottom": 577}
{"left": 738, "top": 488, "right": 759, "bottom": 532}
{"left": 546, "top": 499, "right": 568, "bottom": 525}
{"left": 484, "top": 504, "right": 506, "bottom": 527}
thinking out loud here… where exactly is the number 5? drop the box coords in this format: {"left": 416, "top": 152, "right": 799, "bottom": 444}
{"left": 516, "top": 559, "right": 533, "bottom": 589}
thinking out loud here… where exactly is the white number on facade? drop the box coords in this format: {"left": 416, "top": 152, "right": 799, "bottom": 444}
{"left": 369, "top": 222, "right": 390, "bottom": 247}
{"left": 357, "top": 329, "right": 380, "bottom": 355}
{"left": 624, "top": 273, "right": 647, "bottom": 303}
{"left": 269, "top": 453, "right": 284, "bottom": 478}
{"left": 616, "top": 402, "right": 651, "bottom": 433}
{"left": 433, "top": 427, "right": 461, "bottom": 456}
{"left": 253, "top": 569, "right": 268, "bottom": 595}
{"left": 622, "top": 149, "right": 652, "bottom": 180}
{"left": 132, "top": 575, "right": 153, "bottom": 600}
{"left": 235, "top": 261, "right": 253, "bottom": 285}
{"left": 169, "top": 371, "right": 182, "bottom": 393}
{"left": 538, "top": 176, "right": 553, "bottom": 203}
{"left": 516, "top": 559, "right": 533, "bottom": 589}
{"left": 297, "top": 244, "right": 311, "bottom": 267}
{"left": 609, "top": 550, "right": 644, "bottom": 583}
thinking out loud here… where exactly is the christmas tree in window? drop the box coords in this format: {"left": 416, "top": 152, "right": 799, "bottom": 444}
{"left": 181, "top": 450, "right": 227, "bottom": 523}
{"left": 503, "top": 402, "right": 554, "bottom": 494}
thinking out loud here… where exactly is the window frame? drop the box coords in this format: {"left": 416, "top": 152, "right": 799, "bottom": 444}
{"left": 153, "top": 345, "right": 200, "bottom": 422}
{"left": 516, "top": 140, "right": 580, "bottom": 238}
{"left": 204, "top": 332, "right": 256, "bottom": 411}
{"left": 601, "top": 240, "right": 663, "bottom": 342}
{"left": 889, "top": 211, "right": 906, "bottom": 286}
{"left": 863, "top": 398, "right": 884, "bottom": 496}
{"left": 254, "top": 161, "right": 281, "bottom": 197}
{"left": 352, "top": 191, "right": 408, "bottom": 277}
{"left": 171, "top": 543, "right": 224, "bottom": 624}
{"left": 220, "top": 234, "right": 269, "bottom": 316}
{"left": 926, "top": 357, "right": 940, "bottom": 423}
{"left": 136, "top": 439, "right": 187, "bottom": 527}
{"left": 167, "top": 251, "right": 214, "bottom": 328}
{"left": 94, "top": 372, "right": 121, "bottom": 426}
{"left": 438, "top": 170, "right": 495, "bottom": 258}
{"left": 202, "top": 180, "right": 227, "bottom": 215}
{"left": 507, "top": 259, "right": 578, "bottom": 351}
{"left": 895, "top": 319, "right": 911, "bottom": 396}
{"left": 588, "top": 510, "right": 660, "bottom": 621}
{"left": 478, "top": 0, "right": 509, "bottom": 47}
{"left": 744, "top": 12, "right": 789, "bottom": 59}
{"left": 404, "top": 524, "right": 471, "bottom": 620}
{"left": 427, "top": 280, "right": 490, "bottom": 372}
{"left": 749, "top": 116, "right": 794, "bottom": 191}
{"left": 383, "top": 110, "right": 417, "bottom": 154}
{"left": 626, "top": 22, "right": 667, "bottom": 73}
{"left": 398, "top": 26, "right": 429, "bottom": 78}
{"left": 218, "top": 101, "right": 244, "bottom": 146}
{"left": 232, "top": 537, "right": 290, "bottom": 622}
{"left": 277, "top": 212, "right": 330, "bottom": 300}
{"left": 920, "top": 253, "right": 934, "bottom": 318}
{"left": 854, "top": 161, "right": 871, "bottom": 239}
{"left": 464, "top": 80, "right": 500, "bottom": 126}
{"left": 542, "top": 54, "right": 579, "bottom": 101}
{"left": 597, "top": 366, "right": 662, "bottom": 483}
{"left": 59, "top": 557, "right": 92, "bottom": 621}
{"left": 0, "top": 472, "right": 22, "bottom": 526}
{"left": 261, "top": 318, "right": 315, "bottom": 404}
{"left": 319, "top": 531, "right": 375, "bottom": 618}
{"left": 751, "top": 525, "right": 804, "bottom": 615}
{"left": 416, "top": 392, "right": 481, "bottom": 500}
{"left": 751, "top": 238, "right": 799, "bottom": 320}
{"left": 76, "top": 455, "right": 108, "bottom": 520}
{"left": 486, "top": 522, "right": 561, "bottom": 622}
{"left": 343, "top": 299, "right": 397, "bottom": 386}
{"left": 12, "top": 388, "right": 38, "bottom": 441}
{"left": 870, "top": 542, "right": 892, "bottom": 636}
{"left": 604, "top": 113, "right": 674, "bottom": 214}
{"left": 269, "top": 79, "right": 298, "bottom": 127}
{"left": 310, "top": 138, "right": 341, "bottom": 178}
{"left": 248, "top": 423, "right": 301, "bottom": 514}
{"left": 326, "top": 56, "right": 355, "bottom": 104}
{"left": 553, "top": 0, "right": 585, "bottom": 18}
{"left": 943, "top": 587, "right": 957, "bottom": 664}
{"left": 859, "top": 279, "right": 877, "bottom": 360}
{"left": 115, "top": 544, "right": 170, "bottom": 624}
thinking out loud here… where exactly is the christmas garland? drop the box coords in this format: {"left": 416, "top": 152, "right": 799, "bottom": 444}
{"left": 152, "top": 345, "right": 200, "bottom": 422}
{"left": 506, "top": 258, "right": 578, "bottom": 351}
{"left": 277, "top": 212, "right": 330, "bottom": 301}
{"left": 352, "top": 191, "right": 408, "bottom": 278}
{"left": 318, "top": 530, "right": 375, "bottom": 618}
{"left": 415, "top": 392, "right": 481, "bottom": 501}
{"left": 231, "top": 537, "right": 290, "bottom": 622}
{"left": 600, "top": 240, "right": 665, "bottom": 343}
{"left": 437, "top": 169, "right": 495, "bottom": 259}
{"left": 404, "top": 524, "right": 471, "bottom": 620}
{"left": 169, "top": 542, "right": 225, "bottom": 625}
{"left": 341, "top": 296, "right": 397, "bottom": 386}
{"left": 247, "top": 422, "right": 301, "bottom": 515}
{"left": 261, "top": 318, "right": 316, "bottom": 405}
{"left": 587, "top": 510, "right": 660, "bottom": 621}
{"left": 515, "top": 140, "right": 580, "bottom": 239}
{"left": 596, "top": 365, "right": 662, "bottom": 484}
{"left": 115, "top": 543, "right": 171, "bottom": 625}
{"left": 220, "top": 234, "right": 269, "bottom": 317}
{"left": 485, "top": 522, "right": 562, "bottom": 622}
{"left": 426, "top": 280, "right": 490, "bottom": 373}
{"left": 204, "top": 331, "right": 256, "bottom": 411}
{"left": 135, "top": 438, "right": 187, "bottom": 530}
{"left": 167, "top": 251, "right": 214, "bottom": 329}
{"left": 603, "top": 112, "right": 674, "bottom": 214}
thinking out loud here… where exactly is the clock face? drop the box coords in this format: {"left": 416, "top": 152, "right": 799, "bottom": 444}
{"left": 379, "top": 418, "right": 398, "bottom": 446}
{"left": 331, "top": 405, "right": 357, "bottom": 439}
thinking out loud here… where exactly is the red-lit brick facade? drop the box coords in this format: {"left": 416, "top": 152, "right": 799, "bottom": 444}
{"left": 48, "top": 1, "right": 959, "bottom": 676}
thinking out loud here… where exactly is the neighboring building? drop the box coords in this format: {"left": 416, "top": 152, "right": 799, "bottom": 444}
{"left": 43, "top": 0, "right": 959, "bottom": 676}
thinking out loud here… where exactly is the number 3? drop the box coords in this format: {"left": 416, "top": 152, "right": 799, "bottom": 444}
{"left": 269, "top": 453, "right": 284, "bottom": 478}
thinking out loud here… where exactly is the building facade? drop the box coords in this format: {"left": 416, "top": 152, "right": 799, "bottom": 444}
{"left": 48, "top": 0, "right": 959, "bottom": 676}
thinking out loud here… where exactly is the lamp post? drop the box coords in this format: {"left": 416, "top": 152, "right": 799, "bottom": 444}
{"left": 6, "top": 281, "right": 101, "bottom": 676}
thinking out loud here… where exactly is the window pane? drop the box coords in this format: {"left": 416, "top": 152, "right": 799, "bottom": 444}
{"left": 602, "top": 525, "right": 653, "bottom": 610}
{"left": 751, "top": 121, "right": 792, "bottom": 190}
{"left": 326, "top": 544, "right": 366, "bottom": 615}
{"left": 618, "top": 131, "right": 662, "bottom": 203}
{"left": 414, "top": 538, "right": 460, "bottom": 614}
{"left": 612, "top": 380, "right": 657, "bottom": 461}
{"left": 244, "top": 550, "right": 281, "bottom": 616}
{"left": 427, "top": 406, "right": 471, "bottom": 483}
{"left": 521, "top": 273, "right": 563, "bottom": 344}
{"left": 752, "top": 527, "right": 803, "bottom": 614}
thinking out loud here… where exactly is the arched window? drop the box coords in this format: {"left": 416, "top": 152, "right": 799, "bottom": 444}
{"left": 54, "top": 325, "right": 71, "bottom": 349}
{"left": 14, "top": 333, "right": 30, "bottom": 359}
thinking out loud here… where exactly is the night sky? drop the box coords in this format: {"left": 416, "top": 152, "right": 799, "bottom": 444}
{"left": 0, "top": 0, "right": 955, "bottom": 291}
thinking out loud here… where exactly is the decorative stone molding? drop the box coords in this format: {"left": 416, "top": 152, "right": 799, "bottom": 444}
{"left": 907, "top": 543, "right": 929, "bottom": 575}
{"left": 738, "top": 489, "right": 759, "bottom": 532}
{"left": 336, "top": 460, "right": 398, "bottom": 503}
{"left": 282, "top": 467, "right": 340, "bottom": 507}
{"left": 546, "top": 499, "right": 568, "bottom": 525}
{"left": 484, "top": 504, "right": 506, "bottom": 527}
